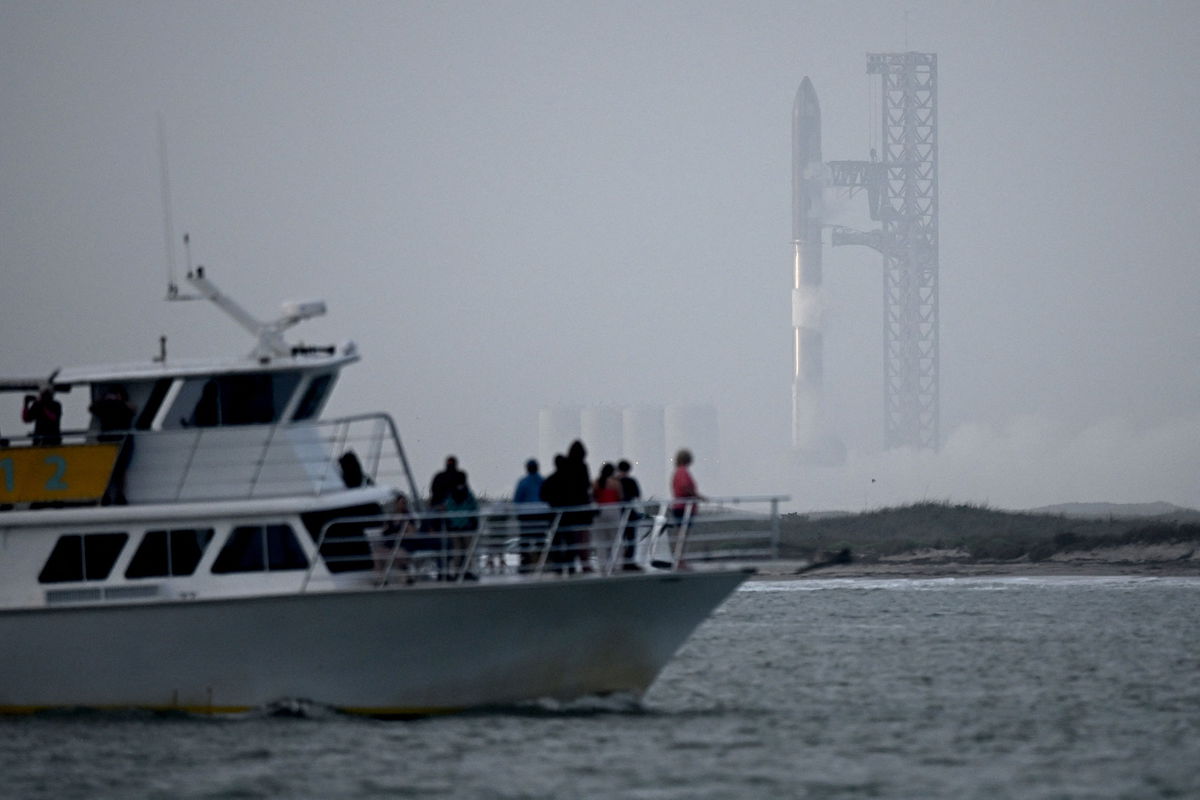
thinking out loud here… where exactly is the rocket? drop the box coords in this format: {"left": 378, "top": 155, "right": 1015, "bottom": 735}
{"left": 791, "top": 77, "right": 842, "bottom": 463}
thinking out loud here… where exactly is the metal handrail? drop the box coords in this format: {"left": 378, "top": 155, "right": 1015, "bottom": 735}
{"left": 119, "top": 412, "right": 419, "bottom": 505}
{"left": 0, "top": 413, "right": 417, "bottom": 508}
{"left": 301, "top": 495, "right": 788, "bottom": 591}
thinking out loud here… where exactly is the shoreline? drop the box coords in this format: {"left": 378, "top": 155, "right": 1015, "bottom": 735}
{"left": 773, "top": 503, "right": 1200, "bottom": 580}
{"left": 752, "top": 557, "right": 1200, "bottom": 580}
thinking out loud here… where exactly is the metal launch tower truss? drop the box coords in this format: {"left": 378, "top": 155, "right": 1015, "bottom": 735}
{"left": 830, "top": 52, "right": 939, "bottom": 450}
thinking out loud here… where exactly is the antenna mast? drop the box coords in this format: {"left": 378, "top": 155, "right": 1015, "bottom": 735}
{"left": 156, "top": 113, "right": 182, "bottom": 300}
{"left": 154, "top": 117, "right": 328, "bottom": 360}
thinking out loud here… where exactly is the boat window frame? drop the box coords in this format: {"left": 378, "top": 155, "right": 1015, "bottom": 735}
{"left": 38, "top": 532, "right": 130, "bottom": 584}
{"left": 291, "top": 373, "right": 334, "bottom": 422}
{"left": 301, "top": 503, "right": 383, "bottom": 574}
{"left": 161, "top": 370, "right": 304, "bottom": 429}
{"left": 124, "top": 527, "right": 216, "bottom": 579}
{"left": 210, "top": 522, "right": 309, "bottom": 574}
{"left": 86, "top": 379, "right": 170, "bottom": 435}
{"left": 134, "top": 379, "right": 173, "bottom": 430}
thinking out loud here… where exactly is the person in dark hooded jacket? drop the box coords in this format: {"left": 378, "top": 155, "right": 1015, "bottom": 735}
{"left": 562, "top": 440, "right": 594, "bottom": 572}
{"left": 539, "top": 454, "right": 569, "bottom": 571}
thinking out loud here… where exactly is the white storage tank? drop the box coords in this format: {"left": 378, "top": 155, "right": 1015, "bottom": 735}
{"left": 538, "top": 406, "right": 581, "bottom": 474}
{"left": 621, "top": 405, "right": 666, "bottom": 498}
{"left": 581, "top": 406, "right": 624, "bottom": 468}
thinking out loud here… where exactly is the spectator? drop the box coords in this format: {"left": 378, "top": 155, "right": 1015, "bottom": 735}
{"left": 592, "top": 462, "right": 623, "bottom": 573}
{"left": 430, "top": 455, "right": 465, "bottom": 509}
{"left": 671, "top": 448, "right": 706, "bottom": 518}
{"left": 670, "top": 448, "right": 706, "bottom": 567}
{"left": 89, "top": 386, "right": 138, "bottom": 505}
{"left": 23, "top": 387, "right": 62, "bottom": 445}
{"left": 444, "top": 478, "right": 480, "bottom": 580}
{"left": 513, "top": 458, "right": 544, "bottom": 504}
{"left": 539, "top": 454, "right": 571, "bottom": 572}
{"left": 563, "top": 440, "right": 594, "bottom": 573}
{"left": 89, "top": 386, "right": 136, "bottom": 441}
{"left": 375, "top": 493, "right": 416, "bottom": 582}
{"left": 616, "top": 459, "right": 643, "bottom": 570}
{"left": 513, "top": 459, "right": 547, "bottom": 572}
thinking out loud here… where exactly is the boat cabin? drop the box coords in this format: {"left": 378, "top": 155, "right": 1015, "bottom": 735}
{"left": 58, "top": 346, "right": 356, "bottom": 434}
{"left": 0, "top": 342, "right": 394, "bottom": 509}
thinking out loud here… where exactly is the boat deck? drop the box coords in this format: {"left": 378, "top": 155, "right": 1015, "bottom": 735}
{"left": 305, "top": 496, "right": 785, "bottom": 590}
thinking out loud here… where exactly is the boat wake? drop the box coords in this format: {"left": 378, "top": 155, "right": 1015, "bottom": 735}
{"left": 474, "top": 692, "right": 649, "bottom": 719}
{"left": 258, "top": 698, "right": 344, "bottom": 720}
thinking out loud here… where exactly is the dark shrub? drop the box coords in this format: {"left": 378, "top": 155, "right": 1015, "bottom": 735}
{"left": 969, "top": 537, "right": 1027, "bottom": 561}
{"left": 1028, "top": 541, "right": 1058, "bottom": 562}
{"left": 1054, "top": 531, "right": 1078, "bottom": 549}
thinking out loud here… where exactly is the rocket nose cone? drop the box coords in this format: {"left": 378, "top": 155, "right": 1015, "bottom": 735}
{"left": 794, "top": 76, "right": 819, "bottom": 117}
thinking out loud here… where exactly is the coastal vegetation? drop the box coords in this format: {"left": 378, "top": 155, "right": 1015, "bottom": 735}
{"left": 778, "top": 502, "right": 1200, "bottom": 563}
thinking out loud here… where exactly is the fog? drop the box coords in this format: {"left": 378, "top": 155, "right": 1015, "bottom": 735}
{"left": 2, "top": 1, "right": 1197, "bottom": 511}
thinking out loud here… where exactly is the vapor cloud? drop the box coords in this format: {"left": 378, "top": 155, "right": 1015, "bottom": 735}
{"left": 775, "top": 413, "right": 1200, "bottom": 512}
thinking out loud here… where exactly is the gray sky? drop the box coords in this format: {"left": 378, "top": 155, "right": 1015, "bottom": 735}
{"left": 2, "top": 0, "right": 1197, "bottom": 510}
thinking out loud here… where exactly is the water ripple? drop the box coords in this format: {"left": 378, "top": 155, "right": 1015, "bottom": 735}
{"left": 3, "top": 578, "right": 1198, "bottom": 799}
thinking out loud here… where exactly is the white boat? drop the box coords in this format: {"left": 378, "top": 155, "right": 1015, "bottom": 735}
{"left": 0, "top": 269, "right": 785, "bottom": 715}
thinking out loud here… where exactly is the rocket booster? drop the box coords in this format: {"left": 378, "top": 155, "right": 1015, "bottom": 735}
{"left": 793, "top": 77, "right": 823, "bottom": 251}
{"left": 791, "top": 77, "right": 825, "bottom": 449}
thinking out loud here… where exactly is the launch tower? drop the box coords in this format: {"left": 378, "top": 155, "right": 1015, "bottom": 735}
{"left": 830, "top": 52, "right": 939, "bottom": 450}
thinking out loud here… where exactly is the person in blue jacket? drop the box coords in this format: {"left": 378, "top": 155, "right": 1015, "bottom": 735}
{"left": 513, "top": 459, "right": 546, "bottom": 571}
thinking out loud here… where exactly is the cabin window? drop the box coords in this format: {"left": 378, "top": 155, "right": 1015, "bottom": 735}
{"left": 292, "top": 374, "right": 333, "bottom": 421}
{"left": 38, "top": 532, "right": 129, "bottom": 583}
{"left": 87, "top": 379, "right": 172, "bottom": 434}
{"left": 125, "top": 528, "right": 215, "bottom": 579}
{"left": 211, "top": 524, "right": 308, "bottom": 573}
{"left": 301, "top": 503, "right": 382, "bottom": 573}
{"left": 168, "top": 371, "right": 302, "bottom": 428}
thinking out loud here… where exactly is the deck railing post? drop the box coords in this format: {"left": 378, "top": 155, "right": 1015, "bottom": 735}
{"left": 366, "top": 416, "right": 384, "bottom": 479}
{"left": 454, "top": 515, "right": 481, "bottom": 583}
{"left": 606, "top": 507, "right": 632, "bottom": 575}
{"left": 173, "top": 428, "right": 205, "bottom": 501}
{"left": 673, "top": 503, "right": 695, "bottom": 567}
{"left": 301, "top": 521, "right": 332, "bottom": 593}
{"left": 536, "top": 512, "right": 561, "bottom": 576}
{"left": 247, "top": 424, "right": 278, "bottom": 499}
{"left": 378, "top": 518, "right": 404, "bottom": 586}
{"left": 381, "top": 415, "right": 422, "bottom": 512}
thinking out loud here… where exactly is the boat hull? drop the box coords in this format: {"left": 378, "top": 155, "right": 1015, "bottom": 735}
{"left": 0, "top": 570, "right": 748, "bottom": 715}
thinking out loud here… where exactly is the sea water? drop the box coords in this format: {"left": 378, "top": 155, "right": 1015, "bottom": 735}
{"left": 2, "top": 576, "right": 1197, "bottom": 799}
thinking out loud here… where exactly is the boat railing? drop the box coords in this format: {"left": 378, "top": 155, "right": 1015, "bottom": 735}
{"left": 132, "top": 411, "right": 422, "bottom": 504}
{"left": 301, "top": 495, "right": 787, "bottom": 589}
{"left": 0, "top": 412, "right": 421, "bottom": 507}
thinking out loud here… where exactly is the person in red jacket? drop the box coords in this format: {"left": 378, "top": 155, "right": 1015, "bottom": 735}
{"left": 671, "top": 448, "right": 706, "bottom": 520}
{"left": 668, "top": 449, "right": 707, "bottom": 569}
